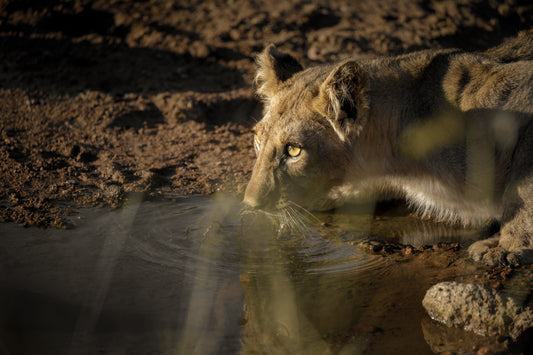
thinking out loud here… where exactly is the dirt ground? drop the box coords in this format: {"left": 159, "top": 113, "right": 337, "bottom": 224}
{"left": 0, "top": 0, "right": 531, "bottom": 227}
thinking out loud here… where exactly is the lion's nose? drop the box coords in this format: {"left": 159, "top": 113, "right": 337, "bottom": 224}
{"left": 244, "top": 156, "right": 276, "bottom": 209}
{"left": 243, "top": 178, "right": 274, "bottom": 210}
{"left": 243, "top": 188, "right": 263, "bottom": 209}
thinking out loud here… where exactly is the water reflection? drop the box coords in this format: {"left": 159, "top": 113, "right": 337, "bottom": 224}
{"left": 0, "top": 193, "right": 489, "bottom": 354}
{"left": 174, "top": 194, "right": 394, "bottom": 354}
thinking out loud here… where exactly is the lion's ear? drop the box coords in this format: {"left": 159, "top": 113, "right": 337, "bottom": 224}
{"left": 314, "top": 60, "right": 370, "bottom": 142}
{"left": 255, "top": 45, "right": 303, "bottom": 100}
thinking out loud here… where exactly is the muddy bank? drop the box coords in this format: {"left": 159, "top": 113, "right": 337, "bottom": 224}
{"left": 0, "top": 0, "right": 531, "bottom": 227}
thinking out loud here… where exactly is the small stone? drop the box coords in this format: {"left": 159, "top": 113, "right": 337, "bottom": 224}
{"left": 191, "top": 42, "right": 210, "bottom": 58}
{"left": 104, "top": 184, "right": 123, "bottom": 198}
{"left": 404, "top": 245, "right": 414, "bottom": 255}
{"left": 229, "top": 29, "right": 241, "bottom": 41}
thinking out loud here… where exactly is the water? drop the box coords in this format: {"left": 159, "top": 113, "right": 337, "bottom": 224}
{"left": 0, "top": 193, "right": 502, "bottom": 354}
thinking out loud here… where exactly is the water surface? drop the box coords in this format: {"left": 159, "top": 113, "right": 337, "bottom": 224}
{"left": 0, "top": 193, "right": 493, "bottom": 354}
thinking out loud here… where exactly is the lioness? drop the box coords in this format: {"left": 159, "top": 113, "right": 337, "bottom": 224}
{"left": 243, "top": 31, "right": 533, "bottom": 266}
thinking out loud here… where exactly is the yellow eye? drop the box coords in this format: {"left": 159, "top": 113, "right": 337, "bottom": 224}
{"left": 254, "top": 135, "right": 261, "bottom": 151}
{"left": 287, "top": 145, "right": 301, "bottom": 157}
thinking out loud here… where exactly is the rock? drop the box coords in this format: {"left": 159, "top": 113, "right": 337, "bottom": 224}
{"left": 422, "top": 282, "right": 532, "bottom": 339}
{"left": 420, "top": 316, "right": 507, "bottom": 354}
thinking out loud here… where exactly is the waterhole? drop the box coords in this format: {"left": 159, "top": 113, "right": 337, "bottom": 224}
{"left": 0, "top": 193, "right": 495, "bottom": 354}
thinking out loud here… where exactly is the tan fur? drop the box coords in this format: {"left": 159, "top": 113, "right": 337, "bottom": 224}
{"left": 244, "top": 30, "right": 533, "bottom": 266}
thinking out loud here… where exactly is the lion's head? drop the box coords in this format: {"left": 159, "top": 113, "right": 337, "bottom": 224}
{"left": 243, "top": 45, "right": 370, "bottom": 211}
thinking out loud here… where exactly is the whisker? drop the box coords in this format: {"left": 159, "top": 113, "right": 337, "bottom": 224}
{"left": 286, "top": 207, "right": 302, "bottom": 233}
{"left": 292, "top": 208, "right": 309, "bottom": 232}
{"left": 239, "top": 200, "right": 321, "bottom": 237}
{"left": 286, "top": 201, "right": 322, "bottom": 225}
{"left": 281, "top": 205, "right": 314, "bottom": 235}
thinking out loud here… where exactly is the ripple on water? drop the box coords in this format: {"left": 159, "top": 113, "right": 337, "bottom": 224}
{"left": 123, "top": 193, "right": 390, "bottom": 284}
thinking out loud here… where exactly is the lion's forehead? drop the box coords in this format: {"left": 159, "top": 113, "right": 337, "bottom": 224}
{"left": 258, "top": 113, "right": 331, "bottom": 151}
{"left": 258, "top": 118, "right": 305, "bottom": 143}
{"left": 262, "top": 89, "right": 321, "bottom": 128}
{"left": 253, "top": 65, "right": 337, "bottom": 147}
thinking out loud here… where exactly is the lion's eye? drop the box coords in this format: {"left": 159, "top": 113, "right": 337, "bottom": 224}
{"left": 286, "top": 145, "right": 301, "bottom": 158}
{"left": 254, "top": 135, "right": 261, "bottom": 151}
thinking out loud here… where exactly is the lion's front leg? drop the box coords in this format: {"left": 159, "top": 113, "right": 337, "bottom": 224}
{"left": 469, "top": 180, "right": 533, "bottom": 266}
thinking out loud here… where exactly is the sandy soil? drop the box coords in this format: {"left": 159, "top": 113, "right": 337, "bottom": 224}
{"left": 1, "top": 0, "right": 531, "bottom": 227}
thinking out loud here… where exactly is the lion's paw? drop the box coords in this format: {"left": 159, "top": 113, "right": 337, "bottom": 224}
{"left": 468, "top": 236, "right": 500, "bottom": 263}
{"left": 481, "top": 247, "right": 515, "bottom": 267}
{"left": 469, "top": 235, "right": 533, "bottom": 267}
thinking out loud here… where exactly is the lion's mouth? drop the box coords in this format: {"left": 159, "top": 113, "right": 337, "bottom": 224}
{"left": 240, "top": 199, "right": 321, "bottom": 235}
